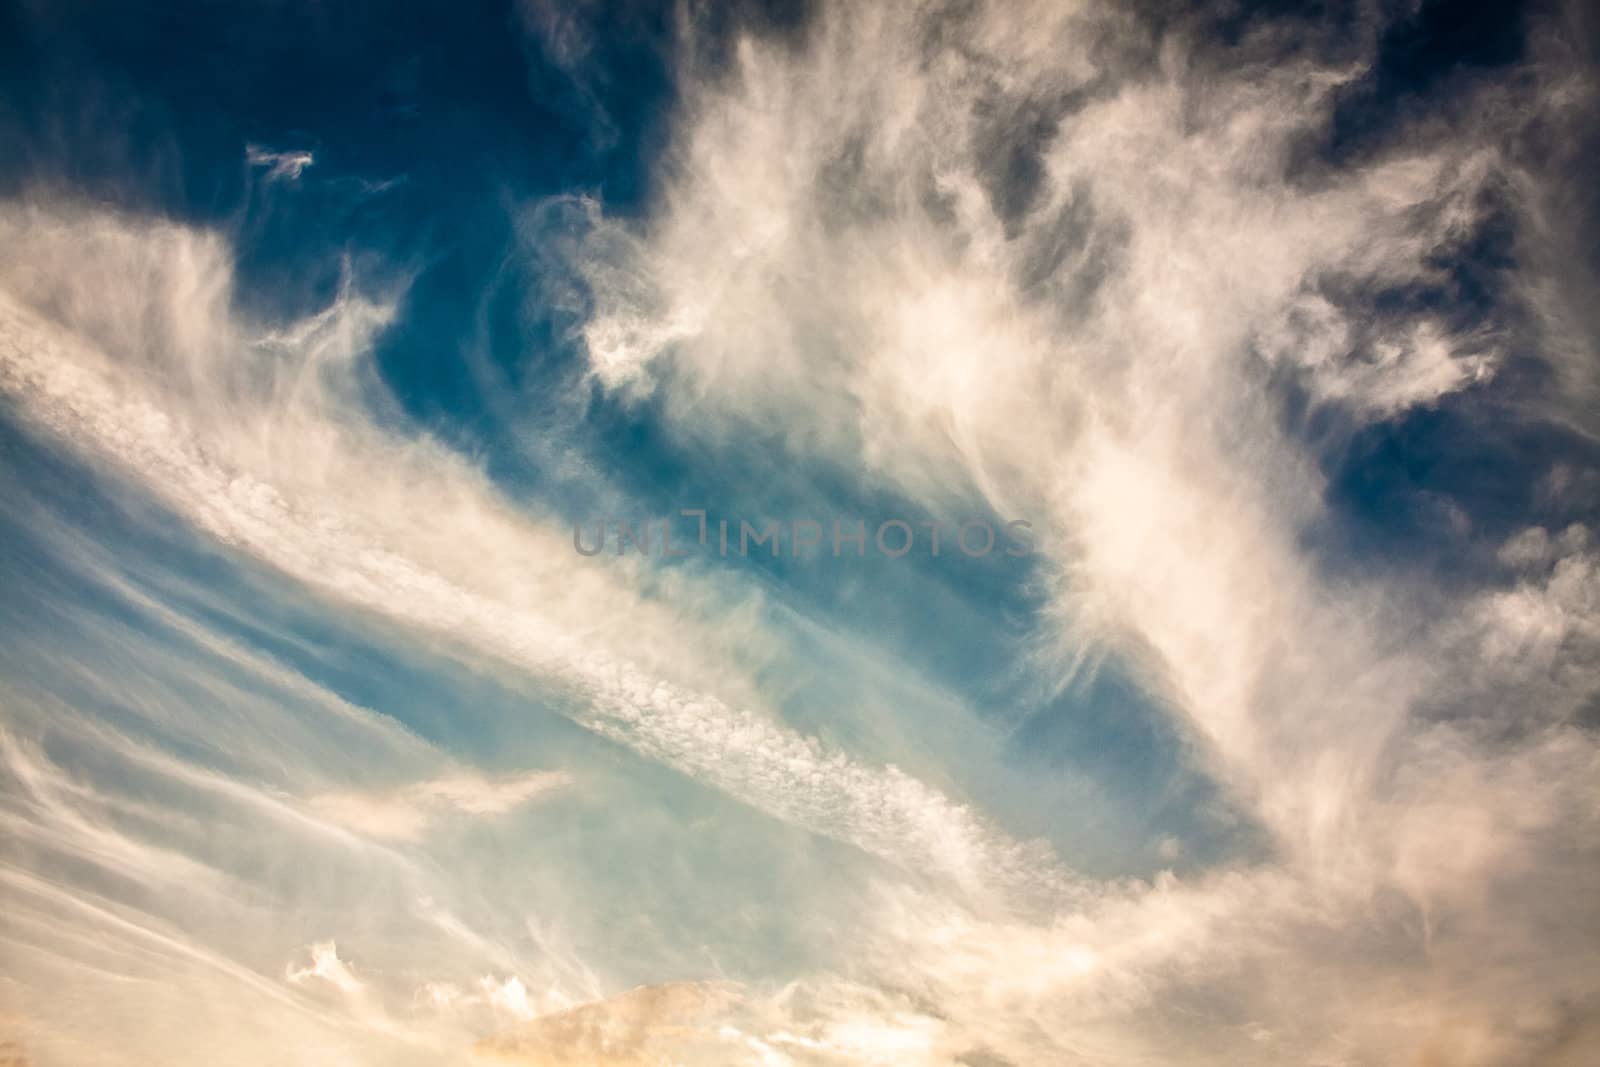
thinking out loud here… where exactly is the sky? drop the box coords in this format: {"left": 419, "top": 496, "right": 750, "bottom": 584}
{"left": 0, "top": 0, "right": 1598, "bottom": 1064}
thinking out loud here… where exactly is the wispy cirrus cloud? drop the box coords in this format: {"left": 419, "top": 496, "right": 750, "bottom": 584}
{"left": 0, "top": 201, "right": 1074, "bottom": 909}
{"left": 310, "top": 770, "right": 571, "bottom": 841}
{"left": 246, "top": 144, "right": 315, "bottom": 183}
{"left": 1, "top": 0, "right": 1597, "bottom": 1064}
{"left": 531, "top": 0, "right": 1600, "bottom": 1061}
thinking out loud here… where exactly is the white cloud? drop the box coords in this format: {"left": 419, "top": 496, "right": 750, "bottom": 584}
{"left": 481, "top": 976, "right": 536, "bottom": 1021}
{"left": 537, "top": 0, "right": 1600, "bottom": 1060}
{"left": 3, "top": 1, "right": 1598, "bottom": 1063}
{"left": 246, "top": 145, "right": 315, "bottom": 183}
{"left": 287, "top": 940, "right": 363, "bottom": 995}
{"left": 310, "top": 771, "right": 571, "bottom": 841}
{"left": 0, "top": 201, "right": 1072, "bottom": 909}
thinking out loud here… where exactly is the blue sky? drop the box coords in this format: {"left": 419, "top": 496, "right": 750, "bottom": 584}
{"left": 1, "top": 1, "right": 1599, "bottom": 1064}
